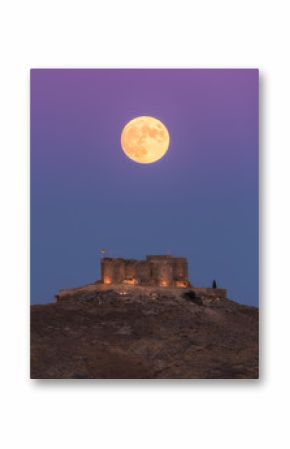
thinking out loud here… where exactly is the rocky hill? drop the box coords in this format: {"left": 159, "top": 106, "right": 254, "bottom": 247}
{"left": 31, "top": 289, "right": 259, "bottom": 379}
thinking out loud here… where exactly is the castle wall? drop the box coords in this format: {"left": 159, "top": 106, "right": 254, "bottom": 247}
{"left": 124, "top": 260, "right": 138, "bottom": 280}
{"left": 101, "top": 258, "right": 114, "bottom": 284}
{"left": 135, "top": 261, "right": 151, "bottom": 284}
{"left": 147, "top": 256, "right": 174, "bottom": 287}
{"left": 112, "top": 259, "right": 126, "bottom": 283}
{"left": 101, "top": 255, "right": 189, "bottom": 287}
{"left": 101, "top": 258, "right": 125, "bottom": 284}
{"left": 172, "top": 257, "right": 188, "bottom": 281}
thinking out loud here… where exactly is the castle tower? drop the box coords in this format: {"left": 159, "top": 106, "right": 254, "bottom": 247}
{"left": 146, "top": 255, "right": 174, "bottom": 287}
{"left": 101, "top": 258, "right": 125, "bottom": 284}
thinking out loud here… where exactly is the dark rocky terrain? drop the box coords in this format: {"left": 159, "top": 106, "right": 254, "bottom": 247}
{"left": 31, "top": 289, "right": 259, "bottom": 379}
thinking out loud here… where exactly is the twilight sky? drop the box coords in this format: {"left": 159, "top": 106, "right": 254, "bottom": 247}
{"left": 31, "top": 69, "right": 258, "bottom": 305}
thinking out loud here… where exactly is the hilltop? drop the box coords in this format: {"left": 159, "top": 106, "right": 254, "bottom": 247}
{"left": 31, "top": 288, "right": 258, "bottom": 379}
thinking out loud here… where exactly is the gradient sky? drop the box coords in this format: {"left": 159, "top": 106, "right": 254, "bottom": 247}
{"left": 31, "top": 69, "right": 258, "bottom": 305}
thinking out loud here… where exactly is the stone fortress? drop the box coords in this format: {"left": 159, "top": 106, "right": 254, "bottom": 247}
{"left": 101, "top": 255, "right": 189, "bottom": 288}
{"left": 55, "top": 254, "right": 227, "bottom": 302}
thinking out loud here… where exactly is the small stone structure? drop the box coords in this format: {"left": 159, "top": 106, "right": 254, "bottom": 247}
{"left": 101, "top": 255, "right": 189, "bottom": 288}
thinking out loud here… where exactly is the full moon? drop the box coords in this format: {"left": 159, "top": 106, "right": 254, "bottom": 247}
{"left": 121, "top": 116, "right": 170, "bottom": 164}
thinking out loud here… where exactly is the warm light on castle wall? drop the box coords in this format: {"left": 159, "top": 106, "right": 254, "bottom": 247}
{"left": 159, "top": 280, "right": 168, "bottom": 287}
{"left": 104, "top": 276, "right": 112, "bottom": 285}
{"left": 122, "top": 278, "right": 138, "bottom": 285}
{"left": 175, "top": 281, "right": 187, "bottom": 288}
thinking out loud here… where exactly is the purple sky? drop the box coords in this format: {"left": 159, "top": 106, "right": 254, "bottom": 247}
{"left": 31, "top": 69, "right": 258, "bottom": 305}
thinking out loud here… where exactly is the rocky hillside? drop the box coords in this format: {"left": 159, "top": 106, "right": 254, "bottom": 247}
{"left": 31, "top": 289, "right": 259, "bottom": 379}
